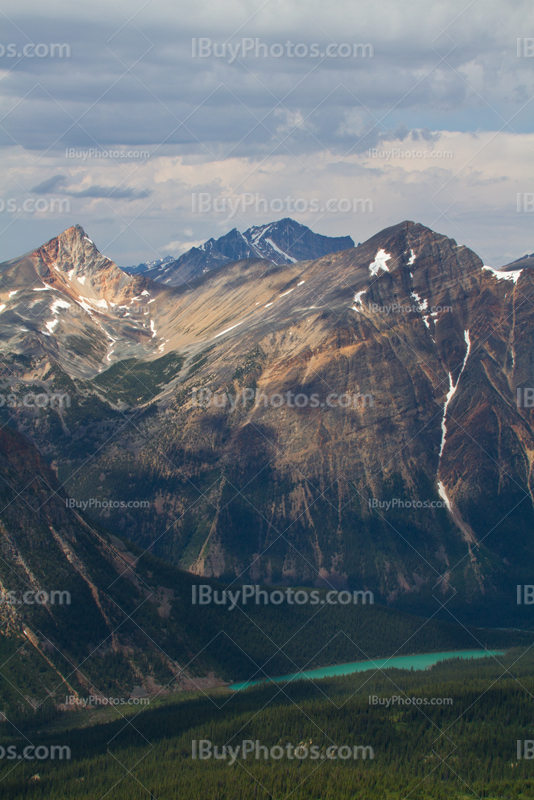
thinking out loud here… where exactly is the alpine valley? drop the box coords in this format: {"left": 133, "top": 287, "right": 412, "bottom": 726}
{"left": 0, "top": 217, "right": 533, "bottom": 635}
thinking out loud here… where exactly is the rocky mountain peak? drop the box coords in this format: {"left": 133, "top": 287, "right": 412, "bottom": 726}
{"left": 124, "top": 217, "right": 355, "bottom": 286}
{"left": 35, "top": 224, "right": 115, "bottom": 282}
{"left": 0, "top": 225, "right": 169, "bottom": 377}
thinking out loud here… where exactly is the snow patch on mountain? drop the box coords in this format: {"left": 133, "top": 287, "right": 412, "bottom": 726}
{"left": 214, "top": 320, "right": 246, "bottom": 338}
{"left": 51, "top": 299, "right": 71, "bottom": 313}
{"left": 351, "top": 289, "right": 367, "bottom": 311}
{"left": 369, "top": 249, "right": 392, "bottom": 276}
{"left": 439, "top": 330, "right": 471, "bottom": 459}
{"left": 264, "top": 237, "right": 297, "bottom": 263}
{"left": 483, "top": 264, "right": 522, "bottom": 283}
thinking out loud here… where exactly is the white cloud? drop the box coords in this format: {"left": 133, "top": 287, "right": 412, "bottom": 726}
{"left": 0, "top": 129, "right": 532, "bottom": 266}
{"left": 0, "top": 0, "right": 532, "bottom": 265}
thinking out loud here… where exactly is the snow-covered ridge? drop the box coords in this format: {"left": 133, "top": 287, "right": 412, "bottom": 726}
{"left": 483, "top": 264, "right": 522, "bottom": 283}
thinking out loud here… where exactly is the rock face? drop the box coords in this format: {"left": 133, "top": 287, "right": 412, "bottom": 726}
{"left": 0, "top": 424, "right": 235, "bottom": 701}
{"left": 0, "top": 425, "right": 154, "bottom": 692}
{"left": 2, "top": 219, "right": 534, "bottom": 621}
{"left": 128, "top": 218, "right": 355, "bottom": 286}
{"left": 0, "top": 224, "right": 169, "bottom": 378}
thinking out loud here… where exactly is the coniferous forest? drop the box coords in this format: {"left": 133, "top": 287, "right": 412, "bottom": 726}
{"left": 1, "top": 646, "right": 534, "bottom": 799}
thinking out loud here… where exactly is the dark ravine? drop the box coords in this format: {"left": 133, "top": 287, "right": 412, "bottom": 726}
{"left": 1, "top": 220, "right": 534, "bottom": 623}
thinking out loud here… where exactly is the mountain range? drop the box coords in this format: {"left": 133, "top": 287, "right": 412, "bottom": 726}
{"left": 122, "top": 218, "right": 355, "bottom": 286}
{"left": 0, "top": 220, "right": 533, "bottom": 630}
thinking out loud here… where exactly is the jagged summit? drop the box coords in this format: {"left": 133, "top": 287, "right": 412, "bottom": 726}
{"left": 123, "top": 217, "right": 355, "bottom": 286}
{"left": 244, "top": 217, "right": 354, "bottom": 263}
{"left": 34, "top": 223, "right": 117, "bottom": 279}
{"left": 0, "top": 224, "right": 167, "bottom": 377}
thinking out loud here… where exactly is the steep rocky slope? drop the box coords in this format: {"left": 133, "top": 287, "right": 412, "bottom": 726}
{"left": 502, "top": 252, "right": 534, "bottom": 271}
{"left": 2, "top": 425, "right": 510, "bottom": 719}
{"left": 0, "top": 425, "right": 230, "bottom": 711}
{"left": 1, "top": 220, "right": 533, "bottom": 622}
{"left": 0, "top": 225, "right": 171, "bottom": 378}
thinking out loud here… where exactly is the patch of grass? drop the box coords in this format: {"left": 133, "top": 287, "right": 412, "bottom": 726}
{"left": 92, "top": 352, "right": 184, "bottom": 406}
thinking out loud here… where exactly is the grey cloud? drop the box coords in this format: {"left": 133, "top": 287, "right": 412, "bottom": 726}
{"left": 30, "top": 174, "right": 151, "bottom": 200}
{"left": 0, "top": 0, "right": 532, "bottom": 269}
{"left": 412, "top": 128, "right": 442, "bottom": 143}
{"left": 31, "top": 175, "right": 68, "bottom": 194}
{"left": 390, "top": 124, "right": 410, "bottom": 142}
{"left": 0, "top": 2, "right": 531, "bottom": 156}
{"left": 67, "top": 186, "right": 152, "bottom": 200}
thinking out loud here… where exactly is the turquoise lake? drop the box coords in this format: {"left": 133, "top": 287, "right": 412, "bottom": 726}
{"left": 230, "top": 649, "right": 505, "bottom": 691}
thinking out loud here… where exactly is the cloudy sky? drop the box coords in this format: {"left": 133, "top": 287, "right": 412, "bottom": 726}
{"left": 0, "top": 0, "right": 532, "bottom": 265}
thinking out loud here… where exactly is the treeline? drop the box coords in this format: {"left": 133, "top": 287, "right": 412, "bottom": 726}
{"left": 133, "top": 548, "right": 532, "bottom": 681}
{"left": 1, "top": 536, "right": 530, "bottom": 722}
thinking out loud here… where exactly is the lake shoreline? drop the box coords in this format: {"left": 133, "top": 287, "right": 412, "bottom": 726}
{"left": 230, "top": 649, "right": 506, "bottom": 691}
